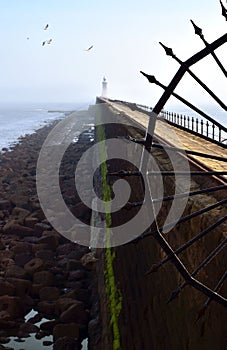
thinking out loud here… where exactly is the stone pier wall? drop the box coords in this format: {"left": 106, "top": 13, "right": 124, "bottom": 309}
{"left": 89, "top": 100, "right": 226, "bottom": 350}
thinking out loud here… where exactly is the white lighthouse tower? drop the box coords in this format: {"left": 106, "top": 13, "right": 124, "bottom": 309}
{"left": 101, "top": 76, "right": 108, "bottom": 98}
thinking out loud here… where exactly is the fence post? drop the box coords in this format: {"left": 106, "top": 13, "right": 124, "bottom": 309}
{"left": 201, "top": 119, "right": 204, "bottom": 135}
{"left": 187, "top": 116, "right": 190, "bottom": 128}
{"left": 192, "top": 117, "right": 194, "bottom": 131}
{"left": 206, "top": 121, "right": 209, "bottom": 137}
{"left": 184, "top": 115, "right": 186, "bottom": 127}
{"left": 196, "top": 118, "right": 199, "bottom": 133}
{"left": 219, "top": 128, "right": 221, "bottom": 142}
{"left": 212, "top": 124, "right": 215, "bottom": 140}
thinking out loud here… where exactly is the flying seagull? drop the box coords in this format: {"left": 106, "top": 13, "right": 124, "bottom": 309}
{"left": 44, "top": 24, "right": 49, "bottom": 30}
{"left": 85, "top": 45, "right": 93, "bottom": 51}
{"left": 47, "top": 39, "right": 52, "bottom": 44}
{"left": 42, "top": 41, "right": 46, "bottom": 46}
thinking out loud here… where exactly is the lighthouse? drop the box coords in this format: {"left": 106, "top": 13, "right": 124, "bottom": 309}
{"left": 101, "top": 76, "right": 108, "bottom": 98}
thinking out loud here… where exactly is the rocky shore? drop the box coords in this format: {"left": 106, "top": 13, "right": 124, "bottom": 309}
{"left": 0, "top": 116, "right": 96, "bottom": 349}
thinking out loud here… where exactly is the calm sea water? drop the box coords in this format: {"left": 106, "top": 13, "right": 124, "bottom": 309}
{"left": 0, "top": 102, "right": 90, "bottom": 150}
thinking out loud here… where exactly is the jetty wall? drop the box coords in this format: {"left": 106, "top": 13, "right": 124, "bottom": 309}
{"left": 89, "top": 99, "right": 226, "bottom": 350}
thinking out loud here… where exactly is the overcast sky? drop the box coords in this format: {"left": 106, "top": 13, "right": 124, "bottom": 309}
{"left": 0, "top": 0, "right": 226, "bottom": 113}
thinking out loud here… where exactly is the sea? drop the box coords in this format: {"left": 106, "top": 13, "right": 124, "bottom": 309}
{"left": 0, "top": 102, "right": 91, "bottom": 150}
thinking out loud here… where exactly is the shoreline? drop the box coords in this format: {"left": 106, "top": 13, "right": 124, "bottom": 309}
{"left": 0, "top": 113, "right": 96, "bottom": 349}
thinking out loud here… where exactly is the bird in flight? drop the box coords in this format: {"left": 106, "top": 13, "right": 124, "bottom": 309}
{"left": 42, "top": 41, "right": 46, "bottom": 46}
{"left": 44, "top": 24, "right": 49, "bottom": 30}
{"left": 84, "top": 45, "right": 93, "bottom": 52}
{"left": 47, "top": 39, "right": 52, "bottom": 44}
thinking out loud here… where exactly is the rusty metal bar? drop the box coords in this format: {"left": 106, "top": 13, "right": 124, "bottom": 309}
{"left": 159, "top": 42, "right": 227, "bottom": 111}
{"left": 167, "top": 238, "right": 227, "bottom": 303}
{"left": 140, "top": 73, "right": 227, "bottom": 133}
{"left": 145, "top": 216, "right": 227, "bottom": 275}
{"left": 190, "top": 19, "right": 227, "bottom": 77}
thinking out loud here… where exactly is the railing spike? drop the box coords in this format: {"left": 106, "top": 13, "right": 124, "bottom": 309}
{"left": 140, "top": 71, "right": 157, "bottom": 84}
{"left": 220, "top": 0, "right": 227, "bottom": 20}
{"left": 190, "top": 19, "right": 203, "bottom": 37}
{"left": 159, "top": 42, "right": 175, "bottom": 57}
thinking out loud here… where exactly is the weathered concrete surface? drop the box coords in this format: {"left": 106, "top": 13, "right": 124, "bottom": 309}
{"left": 90, "top": 100, "right": 226, "bottom": 350}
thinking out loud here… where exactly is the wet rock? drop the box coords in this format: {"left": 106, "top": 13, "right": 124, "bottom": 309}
{"left": 27, "top": 312, "right": 43, "bottom": 324}
{"left": 19, "top": 322, "right": 39, "bottom": 334}
{"left": 35, "top": 249, "right": 55, "bottom": 261}
{"left": 54, "top": 298, "right": 76, "bottom": 316}
{"left": 39, "top": 287, "right": 61, "bottom": 301}
{"left": 5, "top": 265, "right": 28, "bottom": 280}
{"left": 11, "top": 207, "right": 31, "bottom": 224}
{"left": 81, "top": 252, "right": 98, "bottom": 270}
{"left": 3, "top": 221, "right": 34, "bottom": 237}
{"left": 62, "top": 288, "right": 90, "bottom": 305}
{"left": 24, "top": 217, "right": 39, "bottom": 228}
{"left": 35, "top": 331, "right": 47, "bottom": 340}
{"left": 37, "top": 234, "right": 59, "bottom": 251}
{"left": 10, "top": 242, "right": 32, "bottom": 255}
{"left": 59, "top": 301, "right": 88, "bottom": 324}
{"left": 43, "top": 340, "right": 54, "bottom": 346}
{"left": 0, "top": 281, "right": 15, "bottom": 296}
{"left": 0, "top": 337, "right": 10, "bottom": 344}
{"left": 0, "top": 200, "right": 12, "bottom": 211}
{"left": 36, "top": 301, "right": 55, "bottom": 316}
{"left": 53, "top": 336, "right": 80, "bottom": 350}
{"left": 33, "top": 271, "right": 54, "bottom": 287}
{"left": 68, "top": 270, "right": 85, "bottom": 281}
{"left": 24, "top": 258, "right": 44, "bottom": 275}
{"left": 56, "top": 243, "right": 75, "bottom": 257}
{"left": 53, "top": 323, "right": 80, "bottom": 341}
{"left": 34, "top": 223, "right": 51, "bottom": 235}
{"left": 0, "top": 296, "right": 26, "bottom": 319}
{"left": 6, "top": 278, "right": 31, "bottom": 297}
{"left": 40, "top": 319, "right": 58, "bottom": 332}
{"left": 14, "top": 252, "right": 33, "bottom": 267}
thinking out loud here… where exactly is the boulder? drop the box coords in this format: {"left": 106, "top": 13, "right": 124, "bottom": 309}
{"left": 5, "top": 265, "right": 28, "bottom": 280}
{"left": 53, "top": 336, "right": 80, "bottom": 350}
{"left": 39, "top": 287, "right": 61, "bottom": 301}
{"left": 0, "top": 200, "right": 12, "bottom": 211}
{"left": 10, "top": 242, "right": 32, "bottom": 254}
{"left": 37, "top": 235, "right": 59, "bottom": 251}
{"left": 14, "top": 252, "right": 33, "bottom": 267}
{"left": 3, "top": 221, "right": 34, "bottom": 237}
{"left": 35, "top": 250, "right": 55, "bottom": 261}
{"left": 33, "top": 271, "right": 54, "bottom": 287}
{"left": 24, "top": 216, "right": 39, "bottom": 228}
{"left": 11, "top": 207, "right": 31, "bottom": 224}
{"left": 6, "top": 278, "right": 31, "bottom": 297}
{"left": 36, "top": 301, "right": 55, "bottom": 316}
{"left": 81, "top": 252, "right": 98, "bottom": 270}
{"left": 0, "top": 281, "right": 15, "bottom": 296}
{"left": 53, "top": 323, "right": 80, "bottom": 341}
{"left": 19, "top": 322, "right": 39, "bottom": 334}
{"left": 68, "top": 270, "right": 85, "bottom": 281}
{"left": 40, "top": 319, "right": 58, "bottom": 332}
{"left": 59, "top": 301, "right": 88, "bottom": 324}
{"left": 24, "top": 258, "right": 44, "bottom": 275}
{"left": 0, "top": 296, "right": 26, "bottom": 319}
{"left": 54, "top": 298, "right": 76, "bottom": 316}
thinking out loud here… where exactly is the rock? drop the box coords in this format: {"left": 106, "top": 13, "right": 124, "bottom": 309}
{"left": 5, "top": 265, "right": 28, "bottom": 280}
{"left": 27, "top": 312, "right": 43, "bottom": 324}
{"left": 43, "top": 340, "right": 53, "bottom": 346}
{"left": 62, "top": 288, "right": 90, "bottom": 305}
{"left": 6, "top": 278, "right": 31, "bottom": 297}
{"left": 66, "top": 260, "right": 82, "bottom": 271}
{"left": 0, "top": 337, "right": 10, "bottom": 344}
{"left": 34, "top": 223, "right": 51, "bottom": 235}
{"left": 0, "top": 311, "right": 11, "bottom": 321}
{"left": 33, "top": 271, "right": 54, "bottom": 286}
{"left": 39, "top": 287, "right": 61, "bottom": 301}
{"left": 54, "top": 298, "right": 76, "bottom": 316}
{"left": 0, "top": 200, "right": 12, "bottom": 211}
{"left": 24, "top": 258, "right": 44, "bottom": 275}
{"left": 40, "top": 320, "right": 58, "bottom": 332}
{"left": 53, "top": 337, "right": 80, "bottom": 350}
{"left": 36, "top": 301, "right": 55, "bottom": 316}
{"left": 32, "top": 244, "right": 50, "bottom": 254}
{"left": 35, "top": 331, "right": 47, "bottom": 340}
{"left": 14, "top": 252, "right": 33, "bottom": 267}
{"left": 0, "top": 240, "right": 5, "bottom": 250}
{"left": 24, "top": 217, "right": 39, "bottom": 228}
{"left": 10, "top": 242, "right": 32, "bottom": 254}
{"left": 3, "top": 221, "right": 34, "bottom": 237}
{"left": 11, "top": 207, "right": 31, "bottom": 224}
{"left": 0, "top": 281, "right": 15, "bottom": 296}
{"left": 68, "top": 270, "right": 85, "bottom": 281}
{"left": 56, "top": 243, "right": 75, "bottom": 257}
{"left": 35, "top": 249, "right": 55, "bottom": 261}
{"left": 0, "top": 296, "right": 26, "bottom": 319}
{"left": 19, "top": 322, "right": 39, "bottom": 334}
{"left": 37, "top": 235, "right": 59, "bottom": 251}
{"left": 53, "top": 323, "right": 80, "bottom": 341}
{"left": 60, "top": 301, "right": 88, "bottom": 324}
{"left": 81, "top": 252, "right": 98, "bottom": 270}
{"left": 30, "top": 284, "right": 43, "bottom": 298}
